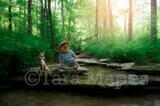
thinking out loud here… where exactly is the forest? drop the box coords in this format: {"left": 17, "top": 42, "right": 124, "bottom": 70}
{"left": 0, "top": 0, "right": 160, "bottom": 76}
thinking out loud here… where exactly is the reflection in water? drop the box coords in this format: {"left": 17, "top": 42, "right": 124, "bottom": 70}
{"left": 0, "top": 89, "right": 160, "bottom": 106}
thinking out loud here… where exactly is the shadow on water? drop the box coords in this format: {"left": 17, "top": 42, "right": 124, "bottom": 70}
{"left": 0, "top": 88, "right": 160, "bottom": 106}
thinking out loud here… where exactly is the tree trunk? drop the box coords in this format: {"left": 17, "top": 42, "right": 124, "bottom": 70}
{"left": 8, "top": 0, "right": 12, "bottom": 31}
{"left": 44, "top": 0, "right": 48, "bottom": 19}
{"left": 61, "top": 0, "right": 65, "bottom": 37}
{"left": 36, "top": 0, "right": 39, "bottom": 34}
{"left": 151, "top": 0, "right": 157, "bottom": 41}
{"left": 54, "top": 0, "right": 57, "bottom": 13}
{"left": 67, "top": 0, "right": 73, "bottom": 40}
{"left": 128, "top": 0, "right": 133, "bottom": 41}
{"left": 68, "top": 18, "right": 71, "bottom": 40}
{"left": 48, "top": 0, "right": 54, "bottom": 48}
{"left": 95, "top": 0, "right": 98, "bottom": 41}
{"left": 124, "top": 10, "right": 127, "bottom": 39}
{"left": 23, "top": 0, "right": 26, "bottom": 32}
{"left": 19, "top": 4, "right": 22, "bottom": 32}
{"left": 108, "top": 0, "right": 113, "bottom": 37}
{"left": 27, "top": 0, "right": 32, "bottom": 34}
{"left": 40, "top": 0, "right": 45, "bottom": 37}
{"left": 103, "top": 0, "right": 107, "bottom": 32}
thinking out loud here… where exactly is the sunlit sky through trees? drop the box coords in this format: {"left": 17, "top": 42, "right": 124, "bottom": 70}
{"left": 89, "top": 0, "right": 160, "bottom": 33}
{"left": 1, "top": 0, "right": 160, "bottom": 38}
{"left": 50, "top": 0, "right": 160, "bottom": 38}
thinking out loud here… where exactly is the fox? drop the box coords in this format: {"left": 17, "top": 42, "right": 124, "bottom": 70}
{"left": 38, "top": 52, "right": 49, "bottom": 71}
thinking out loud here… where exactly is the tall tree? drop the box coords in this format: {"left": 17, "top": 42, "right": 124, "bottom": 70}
{"left": 48, "top": 0, "right": 54, "bottom": 47}
{"left": 67, "top": 17, "right": 71, "bottom": 40}
{"left": 61, "top": 0, "right": 65, "bottom": 37}
{"left": 54, "top": 0, "right": 57, "bottom": 13}
{"left": 23, "top": 0, "right": 27, "bottom": 32}
{"left": 27, "top": 0, "right": 32, "bottom": 34}
{"left": 67, "top": 0, "right": 73, "bottom": 40}
{"left": 128, "top": 0, "right": 133, "bottom": 41}
{"left": 44, "top": 0, "right": 48, "bottom": 19}
{"left": 124, "top": 10, "right": 127, "bottom": 38}
{"left": 40, "top": 0, "right": 45, "bottom": 37}
{"left": 151, "top": 0, "right": 157, "bottom": 41}
{"left": 103, "top": 0, "right": 107, "bottom": 32}
{"left": 8, "top": 0, "right": 12, "bottom": 30}
{"left": 108, "top": 0, "right": 113, "bottom": 37}
{"left": 36, "top": 0, "right": 39, "bottom": 34}
{"left": 122, "top": 8, "right": 128, "bottom": 38}
{"left": 95, "top": 0, "right": 98, "bottom": 41}
{"left": 18, "top": 0, "right": 22, "bottom": 32}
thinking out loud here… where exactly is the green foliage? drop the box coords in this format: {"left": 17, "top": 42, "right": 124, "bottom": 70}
{"left": 1, "top": 0, "right": 160, "bottom": 77}
{"left": 83, "top": 35, "right": 160, "bottom": 64}
{"left": 0, "top": 28, "right": 53, "bottom": 76}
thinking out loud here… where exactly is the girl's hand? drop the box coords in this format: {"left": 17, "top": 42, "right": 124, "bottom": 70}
{"left": 76, "top": 53, "right": 86, "bottom": 58}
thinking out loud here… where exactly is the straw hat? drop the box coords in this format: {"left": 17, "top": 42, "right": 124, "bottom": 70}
{"left": 58, "top": 40, "right": 70, "bottom": 51}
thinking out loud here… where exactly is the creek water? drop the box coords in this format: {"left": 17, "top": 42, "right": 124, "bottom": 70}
{"left": 0, "top": 89, "right": 160, "bottom": 106}
{"left": 0, "top": 66, "right": 160, "bottom": 106}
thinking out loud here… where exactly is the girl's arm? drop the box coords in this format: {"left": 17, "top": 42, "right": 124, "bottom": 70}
{"left": 70, "top": 50, "right": 76, "bottom": 58}
{"left": 59, "top": 54, "right": 63, "bottom": 63}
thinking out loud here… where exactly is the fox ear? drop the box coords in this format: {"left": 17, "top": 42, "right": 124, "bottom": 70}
{"left": 40, "top": 51, "right": 45, "bottom": 53}
{"left": 39, "top": 52, "right": 44, "bottom": 55}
